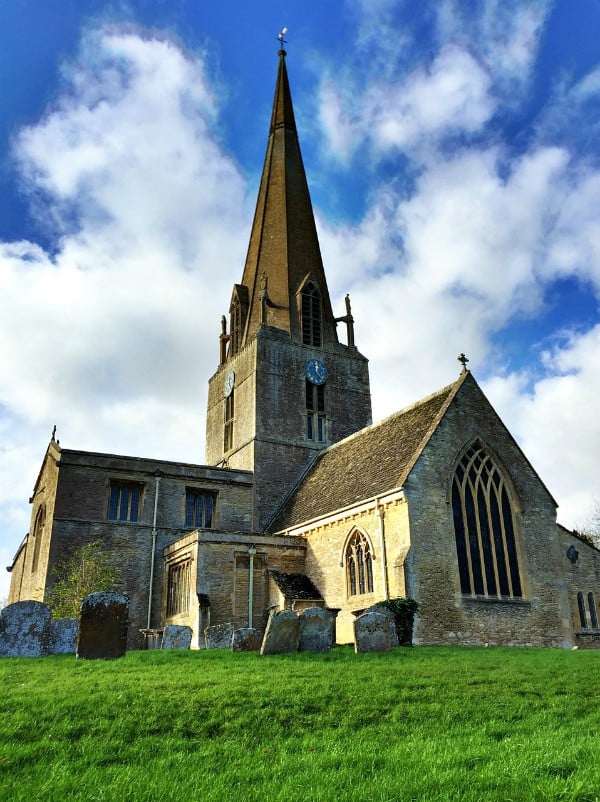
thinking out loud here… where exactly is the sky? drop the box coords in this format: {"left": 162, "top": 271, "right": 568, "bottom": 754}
{"left": 1, "top": 0, "right": 600, "bottom": 602}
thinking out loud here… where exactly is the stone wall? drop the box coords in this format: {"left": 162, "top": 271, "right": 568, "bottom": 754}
{"left": 164, "top": 531, "right": 307, "bottom": 648}
{"left": 560, "top": 529, "right": 600, "bottom": 645}
{"left": 8, "top": 447, "right": 256, "bottom": 648}
{"left": 206, "top": 326, "right": 371, "bottom": 529}
{"left": 404, "top": 374, "right": 572, "bottom": 648}
{"left": 296, "top": 492, "right": 410, "bottom": 643}
{"left": 9, "top": 442, "right": 61, "bottom": 603}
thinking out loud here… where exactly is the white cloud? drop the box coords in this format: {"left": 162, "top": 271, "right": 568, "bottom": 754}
{"left": 484, "top": 324, "right": 600, "bottom": 527}
{"left": 318, "top": 44, "right": 494, "bottom": 164}
{"left": 436, "top": 0, "right": 551, "bottom": 94}
{"left": 0, "top": 28, "right": 251, "bottom": 598}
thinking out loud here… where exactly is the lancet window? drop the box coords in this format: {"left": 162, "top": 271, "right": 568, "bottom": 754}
{"left": 346, "top": 530, "right": 374, "bottom": 597}
{"left": 301, "top": 281, "right": 322, "bottom": 346}
{"left": 306, "top": 381, "right": 326, "bottom": 442}
{"left": 229, "top": 297, "right": 243, "bottom": 356}
{"left": 30, "top": 505, "right": 46, "bottom": 574}
{"left": 577, "top": 592, "right": 587, "bottom": 628}
{"left": 589, "top": 592, "right": 598, "bottom": 628}
{"left": 224, "top": 389, "right": 234, "bottom": 452}
{"left": 451, "top": 442, "right": 523, "bottom": 598}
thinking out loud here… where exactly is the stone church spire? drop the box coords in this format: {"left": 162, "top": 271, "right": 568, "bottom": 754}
{"left": 229, "top": 49, "right": 337, "bottom": 355}
{"left": 206, "top": 48, "right": 372, "bottom": 528}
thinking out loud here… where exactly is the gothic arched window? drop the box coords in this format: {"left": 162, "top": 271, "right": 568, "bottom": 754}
{"left": 230, "top": 297, "right": 243, "bottom": 356}
{"left": 31, "top": 505, "right": 46, "bottom": 574}
{"left": 577, "top": 592, "right": 587, "bottom": 628}
{"left": 346, "top": 530, "right": 374, "bottom": 597}
{"left": 224, "top": 388, "right": 234, "bottom": 452}
{"left": 301, "top": 281, "right": 322, "bottom": 346}
{"left": 588, "top": 592, "right": 598, "bottom": 629}
{"left": 451, "top": 442, "right": 523, "bottom": 598}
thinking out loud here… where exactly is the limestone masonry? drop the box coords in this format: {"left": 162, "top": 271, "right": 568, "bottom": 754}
{"left": 7, "top": 50, "right": 600, "bottom": 650}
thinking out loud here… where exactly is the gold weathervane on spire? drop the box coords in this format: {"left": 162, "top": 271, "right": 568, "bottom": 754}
{"left": 277, "top": 27, "right": 288, "bottom": 50}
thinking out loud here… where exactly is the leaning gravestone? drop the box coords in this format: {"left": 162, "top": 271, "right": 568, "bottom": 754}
{"left": 299, "top": 606, "right": 336, "bottom": 653}
{"left": 49, "top": 618, "right": 78, "bottom": 655}
{"left": 0, "top": 601, "right": 51, "bottom": 657}
{"left": 354, "top": 609, "right": 394, "bottom": 653}
{"left": 232, "top": 627, "right": 263, "bottom": 652}
{"left": 260, "top": 609, "right": 300, "bottom": 655}
{"left": 205, "top": 622, "right": 234, "bottom": 649}
{"left": 161, "top": 624, "right": 192, "bottom": 650}
{"left": 76, "top": 592, "right": 129, "bottom": 660}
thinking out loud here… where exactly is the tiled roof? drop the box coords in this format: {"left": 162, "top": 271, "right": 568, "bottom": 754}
{"left": 268, "top": 569, "right": 324, "bottom": 600}
{"left": 270, "top": 378, "right": 461, "bottom": 531}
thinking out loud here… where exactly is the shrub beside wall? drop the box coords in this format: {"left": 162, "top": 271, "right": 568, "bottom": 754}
{"left": 376, "top": 598, "right": 419, "bottom": 645}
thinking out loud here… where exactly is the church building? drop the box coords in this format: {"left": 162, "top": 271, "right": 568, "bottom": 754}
{"left": 7, "top": 49, "right": 600, "bottom": 650}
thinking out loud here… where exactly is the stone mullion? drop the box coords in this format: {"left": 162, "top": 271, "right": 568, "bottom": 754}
{"left": 459, "top": 470, "right": 476, "bottom": 595}
{"left": 496, "top": 474, "right": 515, "bottom": 598}
{"left": 484, "top": 463, "right": 502, "bottom": 597}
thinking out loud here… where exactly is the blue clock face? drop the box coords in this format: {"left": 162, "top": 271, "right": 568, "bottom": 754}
{"left": 305, "top": 359, "right": 328, "bottom": 385}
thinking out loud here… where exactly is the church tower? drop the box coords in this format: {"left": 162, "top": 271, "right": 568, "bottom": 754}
{"left": 206, "top": 48, "right": 372, "bottom": 529}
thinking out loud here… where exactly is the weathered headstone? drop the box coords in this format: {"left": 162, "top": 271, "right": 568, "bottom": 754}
{"left": 364, "top": 605, "right": 399, "bottom": 647}
{"left": 0, "top": 601, "right": 51, "bottom": 657}
{"left": 299, "top": 606, "right": 336, "bottom": 652}
{"left": 49, "top": 618, "right": 78, "bottom": 655}
{"left": 161, "top": 624, "right": 192, "bottom": 650}
{"left": 260, "top": 609, "right": 300, "bottom": 655}
{"left": 76, "top": 591, "right": 129, "bottom": 660}
{"left": 204, "top": 622, "right": 234, "bottom": 649}
{"left": 232, "top": 627, "right": 263, "bottom": 652}
{"left": 354, "top": 610, "right": 393, "bottom": 653}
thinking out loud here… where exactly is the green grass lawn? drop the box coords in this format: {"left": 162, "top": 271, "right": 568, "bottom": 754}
{"left": 0, "top": 646, "right": 599, "bottom": 802}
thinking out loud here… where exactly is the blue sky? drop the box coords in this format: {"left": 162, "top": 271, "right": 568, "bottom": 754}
{"left": 1, "top": 1, "right": 600, "bottom": 600}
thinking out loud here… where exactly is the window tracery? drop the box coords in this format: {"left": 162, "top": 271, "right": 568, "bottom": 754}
{"left": 451, "top": 442, "right": 523, "bottom": 598}
{"left": 346, "top": 530, "right": 374, "bottom": 597}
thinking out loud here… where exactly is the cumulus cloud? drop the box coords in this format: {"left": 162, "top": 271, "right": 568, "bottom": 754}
{"left": 0, "top": 28, "right": 251, "bottom": 598}
{"left": 318, "top": 44, "right": 494, "bottom": 164}
{"left": 436, "top": 0, "right": 551, "bottom": 93}
{"left": 484, "top": 324, "right": 600, "bottom": 525}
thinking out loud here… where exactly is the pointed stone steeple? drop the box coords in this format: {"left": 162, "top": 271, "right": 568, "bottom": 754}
{"left": 232, "top": 49, "right": 337, "bottom": 352}
{"left": 206, "top": 49, "right": 372, "bottom": 529}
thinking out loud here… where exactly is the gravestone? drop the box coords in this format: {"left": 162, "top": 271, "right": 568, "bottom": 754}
{"left": 354, "top": 610, "right": 393, "bottom": 653}
{"left": 299, "top": 606, "right": 336, "bottom": 653}
{"left": 49, "top": 618, "right": 78, "bottom": 654}
{"left": 364, "top": 605, "right": 399, "bottom": 647}
{"left": 232, "top": 628, "right": 263, "bottom": 652}
{"left": 260, "top": 609, "right": 300, "bottom": 655}
{"left": 204, "top": 622, "right": 234, "bottom": 649}
{"left": 0, "top": 600, "right": 51, "bottom": 657}
{"left": 76, "top": 592, "right": 129, "bottom": 660}
{"left": 161, "top": 624, "right": 192, "bottom": 650}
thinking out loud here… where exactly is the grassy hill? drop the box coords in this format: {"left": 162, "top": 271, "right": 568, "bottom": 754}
{"left": 1, "top": 646, "right": 599, "bottom": 801}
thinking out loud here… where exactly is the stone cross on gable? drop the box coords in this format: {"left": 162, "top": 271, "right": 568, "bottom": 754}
{"left": 458, "top": 353, "right": 469, "bottom": 373}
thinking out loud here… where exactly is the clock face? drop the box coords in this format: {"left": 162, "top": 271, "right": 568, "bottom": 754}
{"left": 305, "top": 359, "right": 328, "bottom": 386}
{"left": 224, "top": 371, "right": 235, "bottom": 397}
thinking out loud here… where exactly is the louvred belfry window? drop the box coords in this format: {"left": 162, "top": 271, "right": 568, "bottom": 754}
{"left": 301, "top": 281, "right": 322, "bottom": 346}
{"left": 224, "top": 390, "right": 234, "bottom": 452}
{"left": 306, "top": 381, "right": 326, "bottom": 442}
{"left": 451, "top": 442, "right": 523, "bottom": 598}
